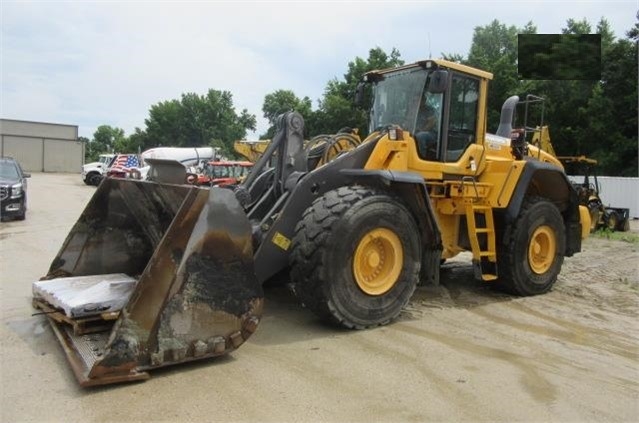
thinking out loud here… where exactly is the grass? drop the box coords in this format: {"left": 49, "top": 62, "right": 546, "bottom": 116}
{"left": 591, "top": 227, "right": 639, "bottom": 244}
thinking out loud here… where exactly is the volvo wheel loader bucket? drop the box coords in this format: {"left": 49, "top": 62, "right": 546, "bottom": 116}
{"left": 33, "top": 178, "right": 264, "bottom": 386}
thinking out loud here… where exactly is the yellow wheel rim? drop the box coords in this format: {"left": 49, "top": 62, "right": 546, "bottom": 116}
{"left": 528, "top": 225, "right": 556, "bottom": 274}
{"left": 353, "top": 228, "right": 403, "bottom": 295}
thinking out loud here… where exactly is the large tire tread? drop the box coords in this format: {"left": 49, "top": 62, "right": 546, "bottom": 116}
{"left": 497, "top": 196, "right": 566, "bottom": 296}
{"left": 290, "top": 186, "right": 371, "bottom": 328}
{"left": 290, "top": 186, "right": 419, "bottom": 329}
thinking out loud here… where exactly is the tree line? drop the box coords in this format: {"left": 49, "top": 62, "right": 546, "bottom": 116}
{"left": 83, "top": 16, "right": 637, "bottom": 176}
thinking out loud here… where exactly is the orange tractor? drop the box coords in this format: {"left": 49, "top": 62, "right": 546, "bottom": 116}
{"left": 190, "top": 160, "right": 254, "bottom": 186}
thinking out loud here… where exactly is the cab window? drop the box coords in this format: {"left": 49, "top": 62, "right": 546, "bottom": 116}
{"left": 446, "top": 75, "right": 479, "bottom": 162}
{"left": 414, "top": 89, "right": 444, "bottom": 161}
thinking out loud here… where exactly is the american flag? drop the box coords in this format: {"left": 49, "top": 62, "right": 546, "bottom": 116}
{"left": 110, "top": 154, "right": 140, "bottom": 172}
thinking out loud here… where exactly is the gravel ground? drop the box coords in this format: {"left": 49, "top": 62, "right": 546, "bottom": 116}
{"left": 1, "top": 173, "right": 637, "bottom": 422}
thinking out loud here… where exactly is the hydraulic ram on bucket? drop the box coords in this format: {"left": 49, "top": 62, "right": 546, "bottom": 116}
{"left": 33, "top": 177, "right": 264, "bottom": 386}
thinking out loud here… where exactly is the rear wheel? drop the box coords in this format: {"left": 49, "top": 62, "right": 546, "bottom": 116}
{"left": 497, "top": 197, "right": 566, "bottom": 296}
{"left": 290, "top": 186, "right": 421, "bottom": 329}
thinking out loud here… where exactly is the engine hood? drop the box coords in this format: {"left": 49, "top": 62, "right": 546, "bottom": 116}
{"left": 0, "top": 176, "right": 21, "bottom": 185}
{"left": 83, "top": 162, "right": 103, "bottom": 170}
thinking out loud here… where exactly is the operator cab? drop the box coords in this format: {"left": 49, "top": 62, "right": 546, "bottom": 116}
{"left": 363, "top": 60, "right": 488, "bottom": 163}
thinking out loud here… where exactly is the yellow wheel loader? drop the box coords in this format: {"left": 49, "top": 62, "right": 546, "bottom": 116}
{"left": 557, "top": 156, "right": 630, "bottom": 232}
{"left": 33, "top": 59, "right": 590, "bottom": 386}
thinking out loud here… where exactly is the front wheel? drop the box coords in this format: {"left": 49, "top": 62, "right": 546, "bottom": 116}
{"left": 290, "top": 186, "right": 421, "bottom": 329}
{"left": 497, "top": 197, "right": 566, "bottom": 296}
{"left": 15, "top": 196, "right": 26, "bottom": 221}
{"left": 87, "top": 172, "right": 102, "bottom": 186}
{"left": 605, "top": 211, "right": 619, "bottom": 231}
{"left": 587, "top": 200, "right": 602, "bottom": 232}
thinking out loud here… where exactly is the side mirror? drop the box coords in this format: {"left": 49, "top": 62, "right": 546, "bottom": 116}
{"left": 24, "top": 173, "right": 31, "bottom": 178}
{"left": 427, "top": 70, "right": 449, "bottom": 93}
{"left": 354, "top": 82, "right": 365, "bottom": 107}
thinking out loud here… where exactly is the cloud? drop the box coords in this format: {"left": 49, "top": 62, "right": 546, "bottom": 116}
{"left": 1, "top": 1, "right": 636, "bottom": 140}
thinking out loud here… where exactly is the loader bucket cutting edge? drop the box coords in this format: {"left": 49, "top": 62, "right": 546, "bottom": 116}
{"left": 35, "top": 179, "right": 264, "bottom": 387}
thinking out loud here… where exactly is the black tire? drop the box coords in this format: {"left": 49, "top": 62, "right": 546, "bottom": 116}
{"left": 290, "top": 186, "right": 421, "bottom": 329}
{"left": 605, "top": 211, "right": 618, "bottom": 232}
{"left": 587, "top": 200, "right": 601, "bottom": 232}
{"left": 88, "top": 172, "right": 102, "bottom": 186}
{"left": 497, "top": 197, "right": 566, "bottom": 296}
{"left": 15, "top": 196, "right": 26, "bottom": 221}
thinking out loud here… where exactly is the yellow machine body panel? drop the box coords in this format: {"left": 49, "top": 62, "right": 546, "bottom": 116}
{"left": 361, "top": 59, "right": 586, "bottom": 272}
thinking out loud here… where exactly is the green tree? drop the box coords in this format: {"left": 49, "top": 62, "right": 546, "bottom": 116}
{"left": 259, "top": 47, "right": 404, "bottom": 139}
{"left": 627, "top": 10, "right": 639, "bottom": 40}
{"left": 144, "top": 89, "right": 256, "bottom": 153}
{"left": 456, "top": 17, "right": 636, "bottom": 175}
{"left": 84, "top": 126, "right": 150, "bottom": 161}
{"left": 80, "top": 136, "right": 98, "bottom": 162}
{"left": 337, "top": 47, "right": 404, "bottom": 100}
{"left": 314, "top": 47, "right": 404, "bottom": 136}
{"left": 441, "top": 53, "right": 465, "bottom": 63}
{"left": 529, "top": 18, "right": 616, "bottom": 159}
{"left": 465, "top": 20, "right": 537, "bottom": 131}
{"left": 308, "top": 92, "right": 357, "bottom": 136}
{"left": 126, "top": 127, "right": 151, "bottom": 153}
{"left": 261, "top": 90, "right": 312, "bottom": 138}
{"left": 97, "top": 125, "right": 125, "bottom": 150}
{"left": 145, "top": 99, "right": 183, "bottom": 147}
{"left": 589, "top": 33, "right": 638, "bottom": 175}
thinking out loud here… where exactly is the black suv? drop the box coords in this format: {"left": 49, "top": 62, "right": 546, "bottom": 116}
{"left": 0, "top": 157, "right": 30, "bottom": 221}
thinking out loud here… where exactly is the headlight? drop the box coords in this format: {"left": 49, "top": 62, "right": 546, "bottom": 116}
{"left": 11, "top": 183, "right": 23, "bottom": 198}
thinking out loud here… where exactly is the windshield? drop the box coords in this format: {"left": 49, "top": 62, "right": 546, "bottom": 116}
{"left": 369, "top": 68, "right": 429, "bottom": 134}
{"left": 0, "top": 161, "right": 19, "bottom": 179}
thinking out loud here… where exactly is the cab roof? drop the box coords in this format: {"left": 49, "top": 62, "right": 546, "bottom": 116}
{"left": 364, "top": 59, "right": 493, "bottom": 81}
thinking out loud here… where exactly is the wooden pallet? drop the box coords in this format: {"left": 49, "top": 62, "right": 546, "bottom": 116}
{"left": 32, "top": 299, "right": 119, "bottom": 336}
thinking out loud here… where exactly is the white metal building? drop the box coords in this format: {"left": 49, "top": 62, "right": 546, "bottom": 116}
{"left": 0, "top": 119, "right": 83, "bottom": 172}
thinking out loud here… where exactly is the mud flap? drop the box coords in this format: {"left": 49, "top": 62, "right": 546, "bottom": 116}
{"left": 37, "top": 179, "right": 264, "bottom": 386}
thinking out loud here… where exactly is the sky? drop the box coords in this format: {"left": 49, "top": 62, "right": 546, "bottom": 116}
{"left": 1, "top": 1, "right": 637, "bottom": 140}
